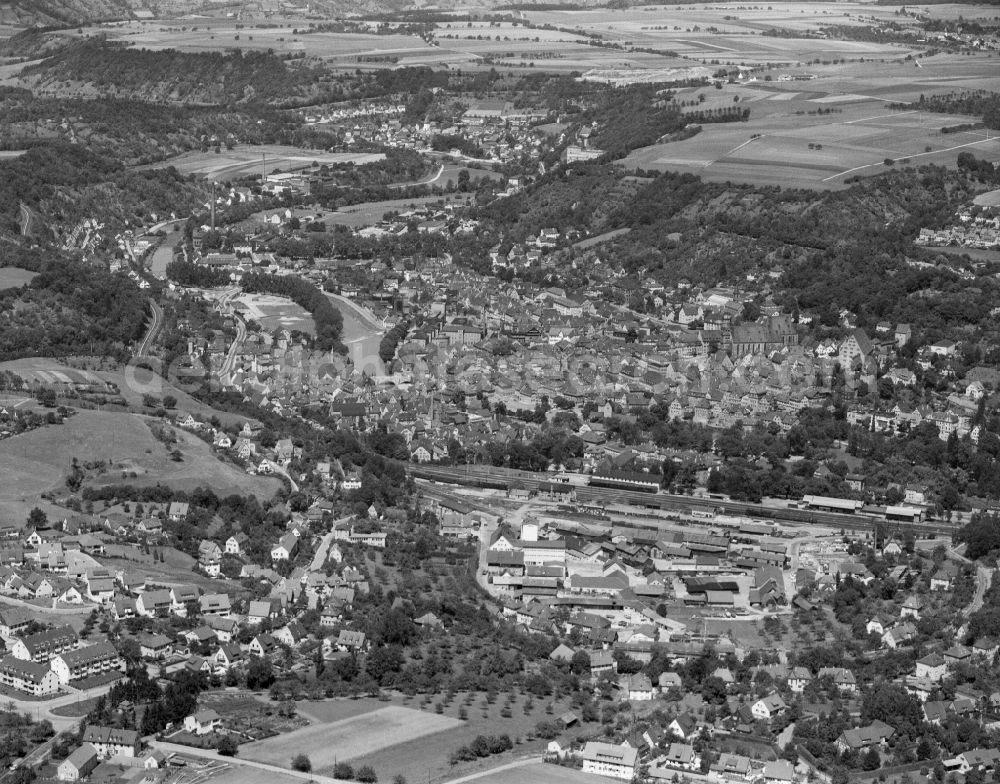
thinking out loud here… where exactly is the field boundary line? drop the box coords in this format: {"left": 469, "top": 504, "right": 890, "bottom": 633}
{"left": 822, "top": 135, "right": 999, "bottom": 182}
{"left": 712, "top": 135, "right": 764, "bottom": 166}
{"left": 844, "top": 109, "right": 918, "bottom": 124}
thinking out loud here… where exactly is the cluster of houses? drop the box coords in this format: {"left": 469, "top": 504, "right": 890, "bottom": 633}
{"left": 300, "top": 97, "right": 553, "bottom": 166}
{"left": 181, "top": 242, "right": 993, "bottom": 481}
{"left": 0, "top": 614, "right": 123, "bottom": 696}
{"left": 916, "top": 202, "right": 1000, "bottom": 251}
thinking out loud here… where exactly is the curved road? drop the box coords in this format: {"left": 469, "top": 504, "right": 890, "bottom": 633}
{"left": 18, "top": 202, "right": 38, "bottom": 237}
{"left": 5, "top": 682, "right": 120, "bottom": 731}
{"left": 138, "top": 300, "right": 164, "bottom": 357}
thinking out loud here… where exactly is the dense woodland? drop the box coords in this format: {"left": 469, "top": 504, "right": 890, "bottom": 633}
{"left": 0, "top": 258, "right": 148, "bottom": 361}
{"left": 911, "top": 90, "right": 1000, "bottom": 129}
{"left": 0, "top": 142, "right": 206, "bottom": 237}
{"left": 22, "top": 40, "right": 326, "bottom": 105}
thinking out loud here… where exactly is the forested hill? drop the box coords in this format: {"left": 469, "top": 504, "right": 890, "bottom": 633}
{"left": 0, "top": 143, "right": 207, "bottom": 239}
{"left": 0, "top": 1, "right": 139, "bottom": 26}
{"left": 478, "top": 156, "right": 1000, "bottom": 342}
{"left": 20, "top": 40, "right": 327, "bottom": 106}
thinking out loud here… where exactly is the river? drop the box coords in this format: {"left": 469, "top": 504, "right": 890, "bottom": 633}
{"left": 327, "top": 292, "right": 386, "bottom": 377}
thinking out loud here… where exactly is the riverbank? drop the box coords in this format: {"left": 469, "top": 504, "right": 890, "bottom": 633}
{"left": 328, "top": 292, "right": 385, "bottom": 376}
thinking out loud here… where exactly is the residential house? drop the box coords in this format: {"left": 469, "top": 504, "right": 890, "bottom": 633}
{"left": 57, "top": 744, "right": 99, "bottom": 782}
{"left": 931, "top": 563, "right": 959, "bottom": 591}
{"left": 0, "top": 655, "right": 60, "bottom": 696}
{"left": 273, "top": 621, "right": 307, "bottom": 647}
{"left": 788, "top": 667, "right": 813, "bottom": 694}
{"left": 10, "top": 625, "right": 78, "bottom": 663}
{"left": 581, "top": 742, "right": 638, "bottom": 781}
{"left": 623, "top": 673, "right": 655, "bottom": 701}
{"left": 915, "top": 653, "right": 947, "bottom": 682}
{"left": 135, "top": 589, "right": 172, "bottom": 618}
{"left": 83, "top": 726, "right": 140, "bottom": 759}
{"left": 225, "top": 533, "right": 249, "bottom": 556}
{"left": 900, "top": 596, "right": 923, "bottom": 619}
{"left": 0, "top": 607, "right": 33, "bottom": 638}
{"left": 246, "top": 599, "right": 281, "bottom": 626}
{"left": 198, "top": 540, "right": 222, "bottom": 578}
{"left": 763, "top": 760, "right": 796, "bottom": 784}
{"left": 183, "top": 710, "right": 222, "bottom": 736}
{"left": 663, "top": 742, "right": 700, "bottom": 771}
{"left": 271, "top": 533, "right": 298, "bottom": 561}
{"left": 51, "top": 642, "right": 124, "bottom": 684}
{"left": 137, "top": 633, "right": 172, "bottom": 660}
{"left": 836, "top": 721, "right": 895, "bottom": 753}
{"left": 668, "top": 714, "right": 700, "bottom": 741}
{"left": 334, "top": 630, "right": 367, "bottom": 652}
{"left": 882, "top": 623, "right": 917, "bottom": 649}
{"left": 751, "top": 693, "right": 787, "bottom": 721}
{"left": 712, "top": 753, "right": 753, "bottom": 782}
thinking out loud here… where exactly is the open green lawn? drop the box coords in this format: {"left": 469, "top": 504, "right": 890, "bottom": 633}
{"left": 0, "top": 409, "right": 281, "bottom": 502}
{"left": 466, "top": 763, "right": 589, "bottom": 784}
{"left": 285, "top": 692, "right": 603, "bottom": 783}
{"left": 350, "top": 691, "right": 600, "bottom": 784}
{"left": 240, "top": 705, "right": 463, "bottom": 772}
{"left": 0, "top": 267, "right": 37, "bottom": 291}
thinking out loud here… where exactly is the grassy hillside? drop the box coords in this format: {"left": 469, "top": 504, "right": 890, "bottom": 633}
{"left": 0, "top": 410, "right": 282, "bottom": 500}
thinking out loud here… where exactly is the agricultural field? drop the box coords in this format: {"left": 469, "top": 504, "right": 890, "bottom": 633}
{"left": 326, "top": 194, "right": 470, "bottom": 228}
{"left": 0, "top": 357, "right": 109, "bottom": 388}
{"left": 622, "top": 62, "right": 1000, "bottom": 189}
{"left": 0, "top": 356, "right": 256, "bottom": 429}
{"left": 343, "top": 690, "right": 602, "bottom": 784}
{"left": 0, "top": 409, "right": 282, "bottom": 501}
{"left": 466, "top": 763, "right": 588, "bottom": 784}
{"left": 203, "top": 763, "right": 302, "bottom": 784}
{"left": 239, "top": 705, "right": 463, "bottom": 772}
{"left": 150, "top": 145, "right": 386, "bottom": 181}
{"left": 235, "top": 294, "right": 315, "bottom": 335}
{"left": 82, "top": 20, "right": 432, "bottom": 60}
{"left": 0, "top": 264, "right": 33, "bottom": 292}
{"left": 524, "top": 3, "right": 922, "bottom": 63}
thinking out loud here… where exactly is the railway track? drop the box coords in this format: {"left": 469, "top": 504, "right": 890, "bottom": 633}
{"left": 410, "top": 464, "right": 959, "bottom": 538}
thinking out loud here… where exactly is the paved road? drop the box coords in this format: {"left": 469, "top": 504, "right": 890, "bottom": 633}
{"left": 2, "top": 682, "right": 119, "bottom": 731}
{"left": 138, "top": 299, "right": 164, "bottom": 357}
{"left": 0, "top": 596, "right": 93, "bottom": 616}
{"left": 262, "top": 459, "right": 298, "bottom": 493}
{"left": 17, "top": 202, "right": 37, "bottom": 236}
{"left": 438, "top": 755, "right": 542, "bottom": 784}
{"left": 307, "top": 519, "right": 351, "bottom": 572}
{"left": 965, "top": 566, "right": 995, "bottom": 616}
{"left": 149, "top": 741, "right": 343, "bottom": 784}
{"left": 216, "top": 288, "right": 246, "bottom": 383}
{"left": 389, "top": 163, "right": 444, "bottom": 189}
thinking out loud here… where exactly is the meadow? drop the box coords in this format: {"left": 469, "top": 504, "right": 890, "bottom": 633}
{"left": 0, "top": 267, "right": 36, "bottom": 291}
{"left": 239, "top": 705, "right": 463, "bottom": 772}
{"left": 251, "top": 691, "right": 605, "bottom": 784}
{"left": 622, "top": 57, "right": 1000, "bottom": 189}
{"left": 525, "top": 3, "right": 921, "bottom": 64}
{"left": 151, "top": 145, "right": 385, "bottom": 181}
{"left": 464, "top": 764, "right": 587, "bottom": 784}
{"left": 327, "top": 194, "right": 471, "bottom": 228}
{"left": 0, "top": 408, "right": 282, "bottom": 500}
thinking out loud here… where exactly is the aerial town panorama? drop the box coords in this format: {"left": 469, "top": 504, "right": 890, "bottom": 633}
{"left": 0, "top": 1, "right": 998, "bottom": 784}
